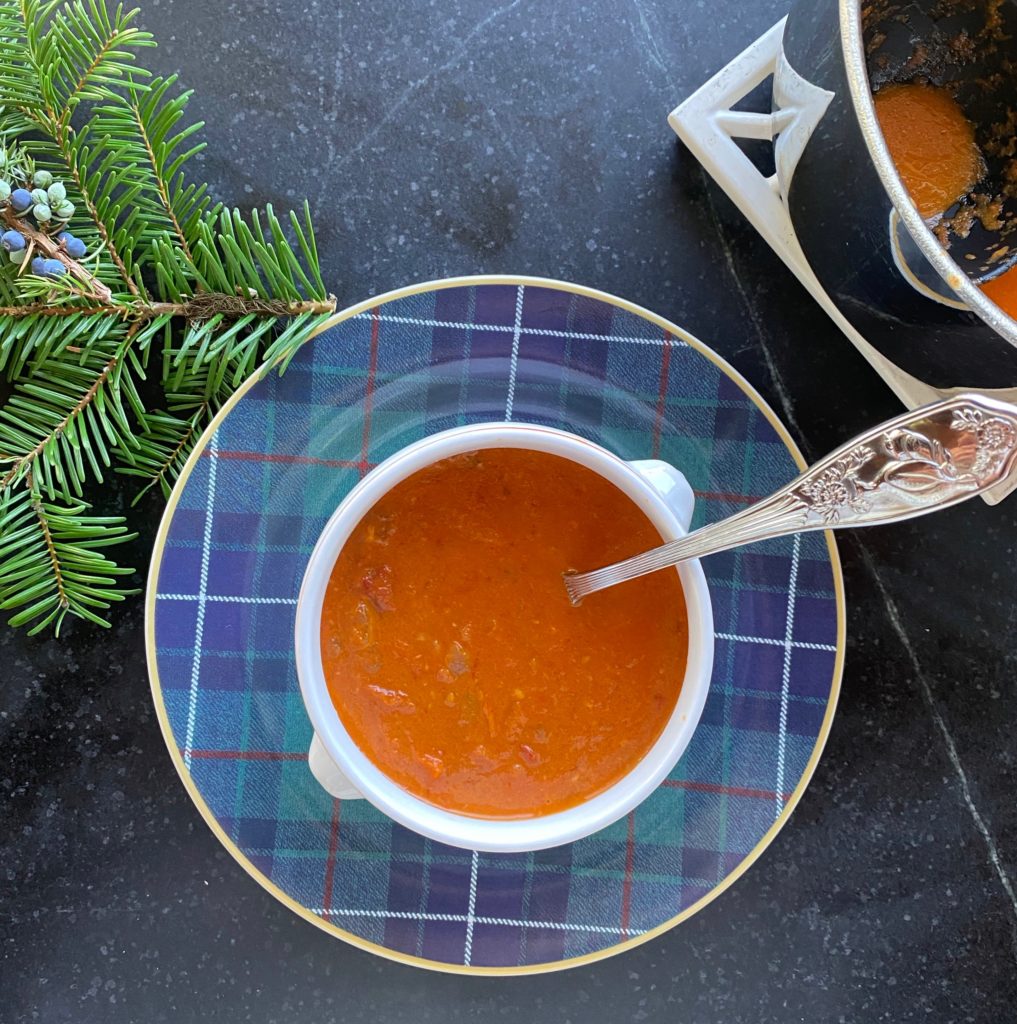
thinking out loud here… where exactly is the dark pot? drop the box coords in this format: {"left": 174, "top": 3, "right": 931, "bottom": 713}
{"left": 781, "top": 0, "right": 1017, "bottom": 388}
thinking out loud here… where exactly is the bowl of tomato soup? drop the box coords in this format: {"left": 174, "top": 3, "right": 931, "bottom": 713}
{"left": 295, "top": 423, "right": 714, "bottom": 852}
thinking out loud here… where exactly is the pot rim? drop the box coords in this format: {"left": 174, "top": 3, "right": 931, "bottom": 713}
{"left": 838, "top": 0, "right": 1017, "bottom": 351}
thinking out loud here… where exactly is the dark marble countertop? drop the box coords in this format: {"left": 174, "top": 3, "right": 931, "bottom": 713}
{"left": 3, "top": 0, "right": 1016, "bottom": 1020}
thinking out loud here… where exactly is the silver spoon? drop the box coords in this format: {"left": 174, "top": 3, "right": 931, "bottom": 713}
{"left": 564, "top": 394, "right": 1017, "bottom": 606}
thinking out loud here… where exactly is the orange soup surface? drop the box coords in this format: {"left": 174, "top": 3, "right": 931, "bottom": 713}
{"left": 982, "top": 264, "right": 1017, "bottom": 320}
{"left": 320, "top": 448, "right": 689, "bottom": 818}
{"left": 873, "top": 83, "right": 981, "bottom": 219}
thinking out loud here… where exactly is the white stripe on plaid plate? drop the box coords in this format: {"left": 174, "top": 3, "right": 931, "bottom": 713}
{"left": 155, "top": 593, "right": 836, "bottom": 652}
{"left": 504, "top": 285, "right": 524, "bottom": 422}
{"left": 464, "top": 849, "right": 480, "bottom": 964}
{"left": 712, "top": 631, "right": 836, "bottom": 652}
{"left": 351, "top": 311, "right": 688, "bottom": 347}
{"left": 308, "top": 907, "right": 639, "bottom": 936}
{"left": 775, "top": 533, "right": 802, "bottom": 818}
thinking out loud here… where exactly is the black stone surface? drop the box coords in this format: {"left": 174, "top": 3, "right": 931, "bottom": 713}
{"left": 2, "top": 1, "right": 1016, "bottom": 1021}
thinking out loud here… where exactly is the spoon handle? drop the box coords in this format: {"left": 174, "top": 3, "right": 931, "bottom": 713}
{"left": 565, "top": 394, "right": 1017, "bottom": 604}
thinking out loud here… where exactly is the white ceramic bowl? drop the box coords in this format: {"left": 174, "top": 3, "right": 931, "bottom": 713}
{"left": 295, "top": 422, "right": 714, "bottom": 852}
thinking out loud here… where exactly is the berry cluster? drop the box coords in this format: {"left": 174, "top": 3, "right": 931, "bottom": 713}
{"left": 0, "top": 150, "right": 87, "bottom": 279}
{"left": 2, "top": 168, "right": 75, "bottom": 225}
{"left": 1, "top": 228, "right": 84, "bottom": 276}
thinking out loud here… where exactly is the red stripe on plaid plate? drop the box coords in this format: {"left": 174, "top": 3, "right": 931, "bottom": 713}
{"left": 211, "top": 450, "right": 367, "bottom": 470}
{"left": 695, "top": 489, "right": 763, "bottom": 504}
{"left": 662, "top": 779, "right": 792, "bottom": 801}
{"left": 322, "top": 799, "right": 343, "bottom": 915}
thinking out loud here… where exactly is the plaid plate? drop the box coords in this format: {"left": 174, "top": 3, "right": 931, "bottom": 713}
{"left": 150, "top": 280, "right": 842, "bottom": 972}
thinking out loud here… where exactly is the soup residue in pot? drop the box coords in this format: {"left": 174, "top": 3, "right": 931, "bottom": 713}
{"left": 873, "top": 81, "right": 1017, "bottom": 320}
{"left": 320, "top": 447, "right": 689, "bottom": 819}
{"left": 982, "top": 264, "right": 1017, "bottom": 319}
{"left": 873, "top": 83, "right": 982, "bottom": 219}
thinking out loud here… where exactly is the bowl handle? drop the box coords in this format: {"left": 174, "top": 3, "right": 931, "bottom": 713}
{"left": 627, "top": 460, "right": 695, "bottom": 533}
{"left": 308, "top": 733, "right": 365, "bottom": 800}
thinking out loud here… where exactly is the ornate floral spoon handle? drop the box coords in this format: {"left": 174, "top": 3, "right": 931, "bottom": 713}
{"left": 565, "top": 394, "right": 1017, "bottom": 605}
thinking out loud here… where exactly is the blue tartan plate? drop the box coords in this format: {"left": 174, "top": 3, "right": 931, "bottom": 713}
{"left": 146, "top": 276, "right": 844, "bottom": 974}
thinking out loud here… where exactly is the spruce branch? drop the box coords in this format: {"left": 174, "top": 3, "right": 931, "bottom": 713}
{"left": 0, "top": 292, "right": 336, "bottom": 320}
{"left": 0, "top": 345, "right": 120, "bottom": 490}
{"left": 0, "top": 294, "right": 336, "bottom": 320}
{"left": 52, "top": 122, "right": 142, "bottom": 293}
{"left": 0, "top": 0, "right": 339, "bottom": 634}
{"left": 95, "top": 74, "right": 212, "bottom": 261}
{"left": 0, "top": 310, "right": 123, "bottom": 376}
{"left": 0, "top": 303, "right": 113, "bottom": 316}
{"left": 50, "top": 1, "right": 153, "bottom": 115}
{"left": 0, "top": 478, "right": 137, "bottom": 634}
{"left": 0, "top": 318, "right": 153, "bottom": 498}
{"left": 7, "top": 1, "right": 151, "bottom": 294}
{"left": 117, "top": 404, "right": 206, "bottom": 501}
{"left": 29, "top": 474, "right": 69, "bottom": 609}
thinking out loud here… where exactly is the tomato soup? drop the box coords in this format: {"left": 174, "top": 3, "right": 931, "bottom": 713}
{"left": 320, "top": 448, "right": 688, "bottom": 818}
{"left": 872, "top": 81, "right": 1017, "bottom": 320}
{"left": 873, "top": 83, "right": 982, "bottom": 219}
{"left": 982, "top": 264, "right": 1017, "bottom": 320}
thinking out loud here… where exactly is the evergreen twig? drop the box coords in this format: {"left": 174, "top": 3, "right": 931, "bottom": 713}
{"left": 0, "top": 0, "right": 338, "bottom": 634}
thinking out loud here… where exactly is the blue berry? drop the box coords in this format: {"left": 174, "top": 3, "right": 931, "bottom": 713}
{"left": 1, "top": 229, "right": 25, "bottom": 252}
{"left": 62, "top": 234, "right": 86, "bottom": 259}
{"left": 32, "top": 203, "right": 51, "bottom": 223}
{"left": 41, "top": 258, "right": 66, "bottom": 277}
{"left": 47, "top": 181, "right": 66, "bottom": 202}
{"left": 30, "top": 256, "right": 46, "bottom": 275}
{"left": 10, "top": 188, "right": 32, "bottom": 212}
{"left": 32, "top": 169, "right": 53, "bottom": 189}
